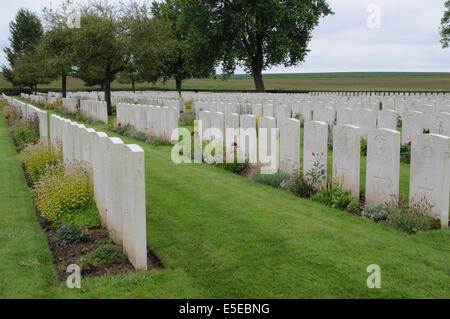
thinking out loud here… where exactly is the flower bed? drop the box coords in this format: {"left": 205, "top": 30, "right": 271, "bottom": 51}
{"left": 1, "top": 98, "right": 163, "bottom": 279}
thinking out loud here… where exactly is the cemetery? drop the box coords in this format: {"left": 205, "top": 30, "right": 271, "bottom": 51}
{"left": 0, "top": 0, "right": 448, "bottom": 301}
{"left": 1, "top": 86, "right": 449, "bottom": 299}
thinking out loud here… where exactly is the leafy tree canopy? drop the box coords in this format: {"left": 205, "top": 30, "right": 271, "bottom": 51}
{"left": 181, "top": 0, "right": 333, "bottom": 92}
{"left": 2, "top": 9, "right": 43, "bottom": 86}
{"left": 441, "top": 0, "right": 450, "bottom": 48}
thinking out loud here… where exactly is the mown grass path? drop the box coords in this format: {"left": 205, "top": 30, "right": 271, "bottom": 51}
{"left": 1, "top": 98, "right": 449, "bottom": 298}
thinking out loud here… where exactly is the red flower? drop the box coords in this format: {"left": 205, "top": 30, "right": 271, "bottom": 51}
{"left": 117, "top": 122, "right": 121, "bottom": 127}
{"left": 5, "top": 115, "right": 10, "bottom": 119}
{"left": 232, "top": 142, "right": 238, "bottom": 147}
{"left": 312, "top": 152, "right": 315, "bottom": 156}
{"left": 191, "top": 131, "right": 195, "bottom": 136}
{"left": 408, "top": 141, "right": 412, "bottom": 146}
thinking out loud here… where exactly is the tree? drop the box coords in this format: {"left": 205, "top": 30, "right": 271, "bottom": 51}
{"left": 151, "top": 0, "right": 215, "bottom": 96}
{"left": 73, "top": 1, "right": 127, "bottom": 115}
{"left": 12, "top": 44, "right": 56, "bottom": 93}
{"left": 2, "top": 9, "right": 43, "bottom": 86}
{"left": 182, "top": 0, "right": 333, "bottom": 92}
{"left": 116, "top": 59, "right": 142, "bottom": 93}
{"left": 42, "top": 1, "right": 78, "bottom": 97}
{"left": 441, "top": 0, "right": 450, "bottom": 48}
{"left": 122, "top": 1, "right": 176, "bottom": 93}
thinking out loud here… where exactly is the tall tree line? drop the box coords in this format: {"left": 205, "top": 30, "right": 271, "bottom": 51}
{"left": 2, "top": 0, "right": 334, "bottom": 105}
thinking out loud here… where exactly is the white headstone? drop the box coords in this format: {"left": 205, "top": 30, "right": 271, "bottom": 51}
{"left": 409, "top": 134, "right": 450, "bottom": 228}
{"left": 123, "top": 144, "right": 148, "bottom": 269}
{"left": 402, "top": 111, "right": 424, "bottom": 145}
{"left": 279, "top": 118, "right": 300, "bottom": 175}
{"left": 239, "top": 114, "right": 257, "bottom": 163}
{"left": 431, "top": 112, "right": 450, "bottom": 137}
{"left": 303, "top": 121, "right": 328, "bottom": 185}
{"left": 378, "top": 109, "right": 398, "bottom": 130}
{"left": 366, "top": 128, "right": 400, "bottom": 205}
{"left": 333, "top": 125, "right": 361, "bottom": 199}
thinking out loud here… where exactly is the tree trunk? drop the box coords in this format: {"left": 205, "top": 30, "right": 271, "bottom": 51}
{"left": 252, "top": 34, "right": 265, "bottom": 93}
{"left": 253, "top": 69, "right": 265, "bottom": 93}
{"left": 62, "top": 74, "right": 67, "bottom": 98}
{"left": 105, "top": 62, "right": 113, "bottom": 116}
{"left": 34, "top": 84, "right": 38, "bottom": 95}
{"left": 176, "top": 78, "right": 182, "bottom": 96}
{"left": 252, "top": 54, "right": 265, "bottom": 93}
{"left": 105, "top": 78, "right": 112, "bottom": 116}
{"left": 132, "top": 80, "right": 136, "bottom": 93}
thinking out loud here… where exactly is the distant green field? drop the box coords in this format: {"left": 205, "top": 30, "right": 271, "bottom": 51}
{"left": 221, "top": 72, "right": 450, "bottom": 80}
{"left": 2, "top": 72, "right": 450, "bottom": 92}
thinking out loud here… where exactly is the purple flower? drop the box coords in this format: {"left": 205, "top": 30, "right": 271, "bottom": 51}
{"left": 62, "top": 240, "right": 66, "bottom": 244}
{"left": 60, "top": 221, "right": 64, "bottom": 226}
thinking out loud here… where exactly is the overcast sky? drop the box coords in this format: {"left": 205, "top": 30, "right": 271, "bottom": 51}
{"left": 0, "top": 0, "right": 449, "bottom": 73}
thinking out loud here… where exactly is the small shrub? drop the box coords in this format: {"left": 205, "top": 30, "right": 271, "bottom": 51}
{"left": 384, "top": 195, "right": 440, "bottom": 234}
{"left": 347, "top": 200, "right": 361, "bottom": 214}
{"left": 253, "top": 171, "right": 290, "bottom": 189}
{"left": 133, "top": 131, "right": 148, "bottom": 142}
{"left": 55, "top": 224, "right": 84, "bottom": 246}
{"left": 311, "top": 182, "right": 354, "bottom": 210}
{"left": 285, "top": 167, "right": 314, "bottom": 198}
{"left": 129, "top": 130, "right": 146, "bottom": 141}
{"left": 53, "top": 201, "right": 101, "bottom": 229}
{"left": 388, "top": 210, "right": 436, "bottom": 234}
{"left": 110, "top": 122, "right": 133, "bottom": 136}
{"left": 219, "top": 158, "right": 251, "bottom": 174}
{"left": 12, "top": 113, "right": 40, "bottom": 150}
{"left": 179, "top": 113, "right": 194, "bottom": 126}
{"left": 77, "top": 244, "right": 127, "bottom": 271}
{"left": 400, "top": 142, "right": 411, "bottom": 164}
{"left": 305, "top": 153, "right": 326, "bottom": 191}
{"left": 23, "top": 140, "right": 63, "bottom": 182}
{"left": 360, "top": 137, "right": 368, "bottom": 157}
{"left": 362, "top": 205, "right": 390, "bottom": 222}
{"left": 3, "top": 105, "right": 22, "bottom": 127}
{"left": 146, "top": 136, "right": 173, "bottom": 146}
{"left": 33, "top": 162, "right": 93, "bottom": 222}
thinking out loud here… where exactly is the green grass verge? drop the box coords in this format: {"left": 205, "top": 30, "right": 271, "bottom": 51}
{"left": 0, "top": 102, "right": 204, "bottom": 299}
{"left": 1, "top": 97, "right": 449, "bottom": 298}
{"left": 0, "top": 112, "right": 58, "bottom": 298}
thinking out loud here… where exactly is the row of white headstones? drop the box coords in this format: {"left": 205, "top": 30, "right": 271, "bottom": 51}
{"left": 79, "top": 100, "right": 109, "bottom": 124}
{"left": 50, "top": 113, "right": 147, "bottom": 269}
{"left": 3, "top": 94, "right": 48, "bottom": 139}
{"left": 4, "top": 94, "right": 148, "bottom": 270}
{"left": 10, "top": 92, "right": 450, "bottom": 230}
{"left": 194, "top": 99, "right": 450, "bottom": 142}
{"left": 116, "top": 103, "right": 180, "bottom": 142}
{"left": 195, "top": 111, "right": 450, "bottom": 228}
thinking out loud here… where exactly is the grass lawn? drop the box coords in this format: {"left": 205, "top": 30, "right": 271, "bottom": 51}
{"left": 178, "top": 121, "right": 412, "bottom": 196}
{"left": 0, "top": 97, "right": 449, "bottom": 298}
